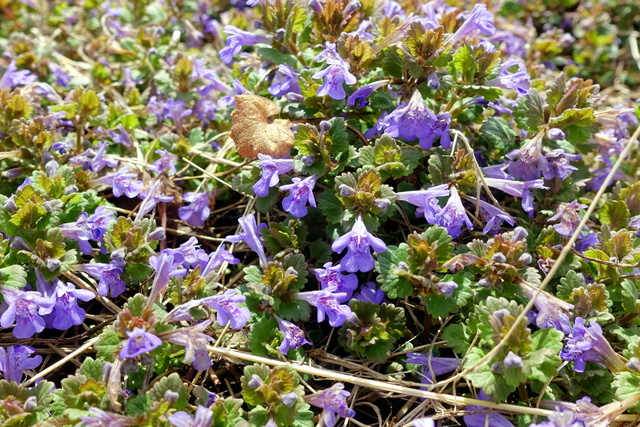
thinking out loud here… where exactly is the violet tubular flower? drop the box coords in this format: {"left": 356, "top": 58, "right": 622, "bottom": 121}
{"left": 280, "top": 174, "right": 317, "bottom": 218}
{"left": 407, "top": 352, "right": 460, "bottom": 385}
{"left": 305, "top": 383, "right": 356, "bottom": 427}
{"left": 268, "top": 64, "right": 301, "bottom": 98}
{"left": 396, "top": 184, "right": 450, "bottom": 223}
{"left": 463, "top": 390, "right": 514, "bottom": 427}
{"left": 275, "top": 315, "right": 311, "bottom": 354}
{"left": 60, "top": 206, "right": 116, "bottom": 255}
{"left": 366, "top": 91, "right": 451, "bottom": 149}
{"left": 178, "top": 192, "right": 211, "bottom": 227}
{"left": 347, "top": 80, "right": 389, "bottom": 108}
{"left": 312, "top": 262, "right": 358, "bottom": 302}
{"left": 219, "top": 25, "right": 269, "bottom": 64}
{"left": 434, "top": 186, "right": 473, "bottom": 238}
{"left": 0, "top": 345, "right": 42, "bottom": 383}
{"left": 549, "top": 200, "right": 588, "bottom": 237}
{"left": 119, "top": 327, "right": 163, "bottom": 359}
{"left": 448, "top": 4, "right": 496, "bottom": 46}
{"left": 149, "top": 149, "right": 177, "bottom": 175}
{"left": 253, "top": 154, "right": 294, "bottom": 197}
{"left": 331, "top": 215, "right": 387, "bottom": 273}
{"left": 296, "top": 288, "right": 352, "bottom": 327}
{"left": 313, "top": 62, "right": 357, "bottom": 100}
{"left": 136, "top": 179, "right": 174, "bottom": 219}
{"left": 98, "top": 167, "right": 144, "bottom": 198}
{"left": 75, "top": 260, "right": 127, "bottom": 297}
{"left": 0, "top": 286, "right": 54, "bottom": 339}
{"left": 227, "top": 213, "right": 268, "bottom": 268}
{"left": 560, "top": 317, "right": 626, "bottom": 373}
{"left": 506, "top": 137, "right": 549, "bottom": 181}
{"left": 165, "top": 321, "right": 214, "bottom": 371}
{"left": 0, "top": 60, "right": 37, "bottom": 90}
{"left": 201, "top": 290, "right": 250, "bottom": 329}
{"left": 169, "top": 406, "right": 213, "bottom": 427}
{"left": 47, "top": 281, "right": 95, "bottom": 330}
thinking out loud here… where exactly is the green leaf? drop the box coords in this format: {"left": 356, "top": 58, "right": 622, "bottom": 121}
{"left": 549, "top": 108, "right": 599, "bottom": 144}
{"left": 382, "top": 49, "right": 403, "bottom": 78}
{"left": 450, "top": 44, "right": 476, "bottom": 83}
{"left": 149, "top": 373, "right": 187, "bottom": 410}
{"left": 620, "top": 280, "right": 640, "bottom": 314}
{"left": 95, "top": 326, "right": 120, "bottom": 362}
{"left": 248, "top": 316, "right": 281, "bottom": 358}
{"left": 257, "top": 47, "right": 297, "bottom": 67}
{"left": 478, "top": 117, "right": 516, "bottom": 156}
{"left": 78, "top": 358, "right": 104, "bottom": 381}
{"left": 277, "top": 300, "right": 311, "bottom": 322}
{"left": 126, "top": 394, "right": 150, "bottom": 415}
{"left": 557, "top": 270, "right": 586, "bottom": 301}
{"left": 599, "top": 200, "right": 630, "bottom": 229}
{"left": 442, "top": 323, "right": 471, "bottom": 354}
{"left": 317, "top": 190, "right": 344, "bottom": 224}
{"left": 613, "top": 372, "right": 640, "bottom": 412}
{"left": 514, "top": 92, "right": 545, "bottom": 131}
{"left": 528, "top": 328, "right": 563, "bottom": 383}
{"left": 0, "top": 265, "right": 27, "bottom": 290}
{"left": 377, "top": 244, "right": 413, "bottom": 299}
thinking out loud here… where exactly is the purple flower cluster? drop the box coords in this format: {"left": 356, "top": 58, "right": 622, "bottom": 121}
{"left": 366, "top": 91, "right": 451, "bottom": 150}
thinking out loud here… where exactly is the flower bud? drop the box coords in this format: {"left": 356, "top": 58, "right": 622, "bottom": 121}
{"left": 319, "top": 120, "right": 332, "bottom": 133}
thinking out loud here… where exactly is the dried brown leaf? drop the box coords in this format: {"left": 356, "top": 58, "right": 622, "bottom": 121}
{"left": 230, "top": 94, "right": 295, "bottom": 158}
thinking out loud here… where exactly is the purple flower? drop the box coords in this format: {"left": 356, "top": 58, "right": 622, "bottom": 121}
{"left": 365, "top": 91, "right": 451, "bottom": 149}
{"left": 49, "top": 63, "right": 71, "bottom": 87}
{"left": 296, "top": 288, "right": 352, "bottom": 327}
{"left": 0, "top": 287, "right": 54, "bottom": 339}
{"left": 80, "top": 407, "right": 137, "bottom": 427}
{"left": 111, "top": 125, "right": 133, "bottom": 148}
{"left": 165, "top": 321, "right": 214, "bottom": 371}
{"left": 347, "top": 80, "right": 389, "bottom": 108}
{"left": 136, "top": 179, "right": 175, "bottom": 219}
{"left": 0, "top": 345, "right": 42, "bottom": 383}
{"left": 312, "top": 262, "right": 359, "bottom": 302}
{"left": 280, "top": 175, "right": 317, "bottom": 218}
{"left": 275, "top": 315, "right": 311, "bottom": 354}
{"left": 434, "top": 186, "right": 473, "bottom": 238}
{"left": 548, "top": 200, "right": 588, "bottom": 237}
{"left": 490, "top": 57, "right": 531, "bottom": 95}
{"left": 149, "top": 149, "right": 177, "bottom": 175}
{"left": 520, "top": 282, "right": 572, "bottom": 334}
{"left": 201, "top": 290, "right": 250, "bottom": 329}
{"left": 463, "top": 391, "right": 514, "bottom": 427}
{"left": 164, "top": 100, "right": 192, "bottom": 135}
{"left": 268, "top": 64, "right": 301, "bottom": 97}
{"left": 253, "top": 154, "right": 294, "bottom": 197}
{"left": 407, "top": 352, "right": 460, "bottom": 384}
{"left": 0, "top": 60, "right": 38, "bottom": 90}
{"left": 178, "top": 192, "right": 211, "bottom": 227}
{"left": 60, "top": 206, "right": 116, "bottom": 255}
{"left": 412, "top": 419, "right": 435, "bottom": 427}
{"left": 506, "top": 137, "right": 549, "bottom": 181}
{"left": 75, "top": 260, "right": 127, "bottom": 297}
{"left": 119, "top": 327, "right": 163, "bottom": 359}
{"left": 396, "top": 184, "right": 451, "bottom": 223}
{"left": 305, "top": 383, "right": 356, "bottom": 427}
{"left": 353, "top": 281, "right": 385, "bottom": 304}
{"left": 147, "top": 252, "right": 188, "bottom": 305}
{"left": 560, "top": 317, "right": 627, "bottom": 373}
{"left": 313, "top": 63, "right": 357, "bottom": 100}
{"left": 463, "top": 195, "right": 515, "bottom": 234}
{"left": 227, "top": 213, "right": 268, "bottom": 268}
{"left": 98, "top": 167, "right": 144, "bottom": 198}
{"left": 449, "top": 4, "right": 496, "bottom": 46}
{"left": 543, "top": 149, "right": 581, "bottom": 180}
{"left": 46, "top": 281, "right": 94, "bottom": 330}
{"left": 169, "top": 406, "right": 213, "bottom": 427}
{"left": 331, "top": 215, "right": 387, "bottom": 273}
{"left": 219, "top": 25, "right": 269, "bottom": 64}
{"left": 193, "top": 98, "right": 217, "bottom": 125}
{"left": 547, "top": 128, "right": 565, "bottom": 141}
{"left": 201, "top": 243, "right": 240, "bottom": 277}
{"left": 484, "top": 177, "right": 547, "bottom": 217}
{"left": 217, "top": 79, "right": 248, "bottom": 108}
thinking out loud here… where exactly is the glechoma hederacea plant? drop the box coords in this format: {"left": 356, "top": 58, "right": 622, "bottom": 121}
{"left": 0, "top": 0, "right": 639, "bottom": 425}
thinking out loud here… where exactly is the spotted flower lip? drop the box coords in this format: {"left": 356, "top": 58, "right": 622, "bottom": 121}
{"left": 119, "top": 327, "right": 163, "bottom": 359}
{"left": 280, "top": 174, "right": 317, "bottom": 218}
{"left": 305, "top": 383, "right": 356, "bottom": 427}
{"left": 548, "top": 200, "right": 588, "bottom": 237}
{"left": 274, "top": 315, "right": 311, "bottom": 355}
{"left": 331, "top": 215, "right": 387, "bottom": 273}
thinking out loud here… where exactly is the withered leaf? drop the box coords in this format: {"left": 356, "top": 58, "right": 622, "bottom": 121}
{"left": 230, "top": 94, "right": 295, "bottom": 158}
